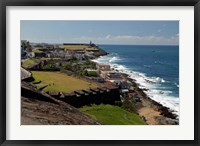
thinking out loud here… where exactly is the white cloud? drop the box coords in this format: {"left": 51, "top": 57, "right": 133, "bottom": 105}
{"left": 69, "top": 34, "right": 179, "bottom": 45}
{"left": 24, "top": 34, "right": 179, "bottom": 45}
{"left": 105, "top": 34, "right": 111, "bottom": 39}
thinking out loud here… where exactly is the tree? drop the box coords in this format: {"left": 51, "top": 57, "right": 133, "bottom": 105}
{"left": 21, "top": 42, "right": 27, "bottom": 50}
{"left": 26, "top": 41, "right": 32, "bottom": 52}
{"left": 21, "top": 41, "right": 32, "bottom": 52}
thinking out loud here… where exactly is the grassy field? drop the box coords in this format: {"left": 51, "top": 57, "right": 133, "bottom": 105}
{"left": 80, "top": 104, "right": 146, "bottom": 125}
{"left": 40, "top": 57, "right": 61, "bottom": 61}
{"left": 22, "top": 58, "right": 38, "bottom": 68}
{"left": 32, "top": 71, "right": 98, "bottom": 92}
{"left": 32, "top": 49, "right": 43, "bottom": 53}
{"left": 59, "top": 45, "right": 98, "bottom": 51}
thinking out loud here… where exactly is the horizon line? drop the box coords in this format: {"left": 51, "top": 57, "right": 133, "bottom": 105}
{"left": 26, "top": 41, "right": 179, "bottom": 46}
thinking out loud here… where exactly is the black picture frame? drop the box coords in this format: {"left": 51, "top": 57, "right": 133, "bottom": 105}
{"left": 0, "top": 0, "right": 199, "bottom": 145}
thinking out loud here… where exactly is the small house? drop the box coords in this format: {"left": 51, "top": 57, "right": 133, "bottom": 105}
{"left": 96, "top": 64, "right": 111, "bottom": 73}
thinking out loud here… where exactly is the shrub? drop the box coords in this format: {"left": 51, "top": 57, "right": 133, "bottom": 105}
{"left": 43, "top": 64, "right": 59, "bottom": 70}
{"left": 62, "top": 63, "right": 72, "bottom": 70}
{"left": 85, "top": 60, "right": 96, "bottom": 68}
{"left": 121, "top": 94, "right": 137, "bottom": 113}
{"left": 87, "top": 71, "right": 98, "bottom": 77}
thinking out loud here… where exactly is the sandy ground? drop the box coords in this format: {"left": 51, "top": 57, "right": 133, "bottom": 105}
{"left": 138, "top": 98, "right": 161, "bottom": 125}
{"left": 138, "top": 98, "right": 160, "bottom": 125}
{"left": 138, "top": 107, "right": 160, "bottom": 125}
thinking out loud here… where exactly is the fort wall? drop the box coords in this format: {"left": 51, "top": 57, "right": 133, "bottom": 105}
{"left": 47, "top": 87, "right": 121, "bottom": 108}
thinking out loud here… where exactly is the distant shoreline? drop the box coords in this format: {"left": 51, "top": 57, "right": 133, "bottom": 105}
{"left": 30, "top": 42, "right": 179, "bottom": 47}
{"left": 98, "top": 44, "right": 179, "bottom": 47}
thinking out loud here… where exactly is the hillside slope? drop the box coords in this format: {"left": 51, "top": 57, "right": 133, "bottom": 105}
{"left": 21, "top": 82, "right": 100, "bottom": 125}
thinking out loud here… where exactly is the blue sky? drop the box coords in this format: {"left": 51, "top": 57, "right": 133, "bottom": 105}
{"left": 21, "top": 21, "right": 179, "bottom": 45}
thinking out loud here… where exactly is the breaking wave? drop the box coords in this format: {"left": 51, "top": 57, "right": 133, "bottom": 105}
{"left": 93, "top": 54, "right": 179, "bottom": 117}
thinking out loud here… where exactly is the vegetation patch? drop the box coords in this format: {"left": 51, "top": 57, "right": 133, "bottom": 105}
{"left": 80, "top": 104, "right": 146, "bottom": 125}
{"left": 32, "top": 49, "right": 43, "bottom": 53}
{"left": 22, "top": 58, "right": 38, "bottom": 68}
{"left": 41, "top": 57, "right": 61, "bottom": 61}
{"left": 61, "top": 60, "right": 96, "bottom": 76}
{"left": 86, "top": 71, "right": 99, "bottom": 77}
{"left": 32, "top": 71, "right": 98, "bottom": 92}
{"left": 59, "top": 45, "right": 98, "bottom": 51}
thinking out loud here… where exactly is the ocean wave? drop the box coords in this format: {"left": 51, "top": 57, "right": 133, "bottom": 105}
{"left": 174, "top": 82, "right": 179, "bottom": 88}
{"left": 150, "top": 77, "right": 166, "bottom": 83}
{"left": 144, "top": 65, "right": 151, "bottom": 68}
{"left": 109, "top": 56, "right": 121, "bottom": 63}
{"left": 93, "top": 53, "right": 122, "bottom": 64}
{"left": 93, "top": 55, "right": 179, "bottom": 117}
{"left": 112, "top": 64, "right": 179, "bottom": 117}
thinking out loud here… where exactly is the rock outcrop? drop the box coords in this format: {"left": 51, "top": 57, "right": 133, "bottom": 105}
{"left": 21, "top": 81, "right": 100, "bottom": 125}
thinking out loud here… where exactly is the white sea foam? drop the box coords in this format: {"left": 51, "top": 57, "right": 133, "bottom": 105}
{"left": 93, "top": 55, "right": 179, "bottom": 118}
{"left": 109, "top": 56, "right": 121, "bottom": 63}
{"left": 93, "top": 53, "right": 122, "bottom": 64}
{"left": 174, "top": 82, "right": 179, "bottom": 88}
{"left": 144, "top": 65, "right": 151, "bottom": 68}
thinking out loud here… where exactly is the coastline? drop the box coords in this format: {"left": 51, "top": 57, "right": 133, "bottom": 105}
{"left": 122, "top": 73, "right": 178, "bottom": 125}
{"left": 93, "top": 51, "right": 178, "bottom": 125}
{"left": 21, "top": 42, "right": 179, "bottom": 125}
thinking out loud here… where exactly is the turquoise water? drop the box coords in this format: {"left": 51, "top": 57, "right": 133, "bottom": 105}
{"left": 94, "top": 45, "right": 179, "bottom": 116}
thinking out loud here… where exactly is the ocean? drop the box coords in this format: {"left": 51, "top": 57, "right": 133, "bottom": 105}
{"left": 93, "top": 45, "right": 179, "bottom": 117}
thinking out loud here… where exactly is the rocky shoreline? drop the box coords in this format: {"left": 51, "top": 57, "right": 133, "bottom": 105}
{"left": 124, "top": 75, "right": 178, "bottom": 125}
{"left": 22, "top": 44, "right": 178, "bottom": 125}
{"left": 93, "top": 50, "right": 178, "bottom": 125}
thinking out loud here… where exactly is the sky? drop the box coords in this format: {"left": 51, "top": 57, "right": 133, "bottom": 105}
{"left": 21, "top": 21, "right": 179, "bottom": 45}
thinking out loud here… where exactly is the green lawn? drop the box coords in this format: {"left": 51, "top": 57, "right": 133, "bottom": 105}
{"left": 80, "top": 104, "right": 146, "bottom": 125}
{"left": 32, "top": 49, "right": 43, "bottom": 53}
{"left": 59, "top": 45, "right": 98, "bottom": 51}
{"left": 22, "top": 58, "right": 38, "bottom": 68}
{"left": 32, "top": 71, "right": 98, "bottom": 92}
{"left": 40, "top": 57, "right": 61, "bottom": 61}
